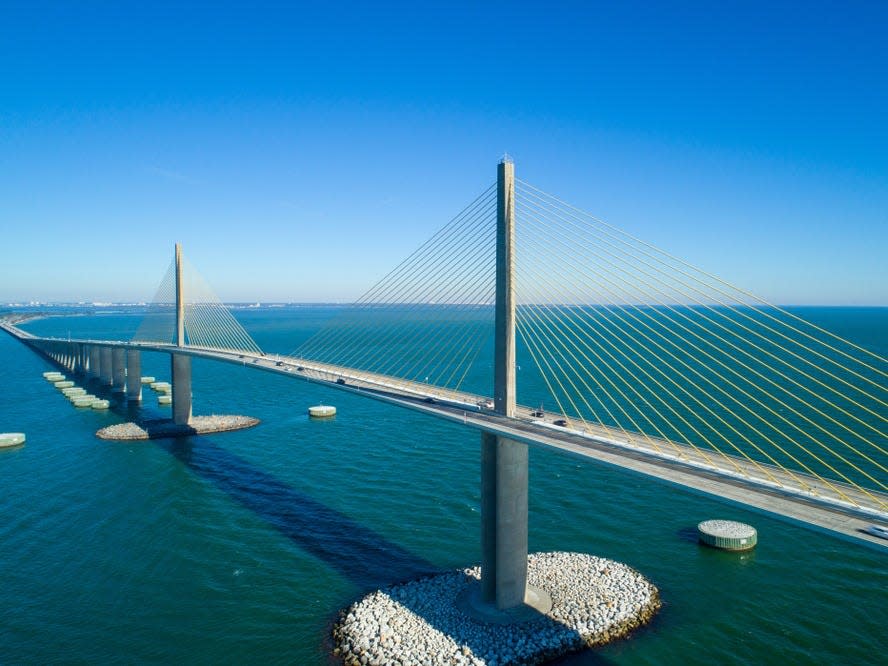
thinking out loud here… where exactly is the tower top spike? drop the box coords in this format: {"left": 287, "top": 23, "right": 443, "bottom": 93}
{"left": 500, "top": 153, "right": 513, "bottom": 165}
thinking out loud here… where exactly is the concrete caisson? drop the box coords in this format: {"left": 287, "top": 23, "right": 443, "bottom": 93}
{"left": 697, "top": 519, "right": 758, "bottom": 551}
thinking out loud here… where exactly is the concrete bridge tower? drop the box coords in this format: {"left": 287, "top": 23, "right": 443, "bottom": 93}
{"left": 469, "top": 158, "right": 552, "bottom": 620}
{"left": 171, "top": 243, "right": 192, "bottom": 425}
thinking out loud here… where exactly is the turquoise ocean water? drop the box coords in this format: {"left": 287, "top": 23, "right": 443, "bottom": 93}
{"left": 0, "top": 306, "right": 885, "bottom": 664}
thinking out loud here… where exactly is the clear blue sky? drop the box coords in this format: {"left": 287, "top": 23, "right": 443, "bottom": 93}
{"left": 2, "top": 1, "right": 886, "bottom": 304}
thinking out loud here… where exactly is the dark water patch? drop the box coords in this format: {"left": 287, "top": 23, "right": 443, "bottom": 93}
{"left": 676, "top": 526, "right": 700, "bottom": 544}
{"left": 153, "top": 434, "right": 438, "bottom": 592}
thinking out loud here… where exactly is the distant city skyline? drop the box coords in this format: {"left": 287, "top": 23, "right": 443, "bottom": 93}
{"left": 1, "top": 1, "right": 886, "bottom": 305}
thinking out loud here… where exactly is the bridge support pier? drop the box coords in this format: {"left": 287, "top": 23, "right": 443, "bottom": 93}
{"left": 481, "top": 433, "right": 550, "bottom": 613}
{"left": 74, "top": 343, "right": 85, "bottom": 375}
{"left": 88, "top": 346, "right": 100, "bottom": 381}
{"left": 100, "top": 347, "right": 113, "bottom": 386}
{"left": 171, "top": 353, "right": 192, "bottom": 425}
{"left": 126, "top": 350, "right": 142, "bottom": 402}
{"left": 481, "top": 432, "right": 527, "bottom": 608}
{"left": 111, "top": 348, "right": 126, "bottom": 392}
{"left": 462, "top": 433, "right": 550, "bottom": 621}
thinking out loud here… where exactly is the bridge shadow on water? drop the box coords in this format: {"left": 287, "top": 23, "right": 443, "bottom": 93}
{"left": 156, "top": 434, "right": 438, "bottom": 591}
{"left": 152, "top": 433, "right": 592, "bottom": 662}
{"left": 109, "top": 400, "right": 588, "bottom": 661}
{"left": 102, "top": 397, "right": 438, "bottom": 590}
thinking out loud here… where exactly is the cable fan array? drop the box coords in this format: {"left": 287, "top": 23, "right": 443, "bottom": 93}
{"left": 132, "top": 259, "right": 176, "bottom": 345}
{"left": 292, "top": 184, "right": 498, "bottom": 394}
{"left": 513, "top": 179, "right": 886, "bottom": 506}
{"left": 132, "top": 251, "right": 262, "bottom": 355}
{"left": 125, "top": 177, "right": 884, "bottom": 510}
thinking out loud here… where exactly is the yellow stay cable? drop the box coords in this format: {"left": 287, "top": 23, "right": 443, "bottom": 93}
{"left": 519, "top": 183, "right": 888, "bottom": 410}
{"left": 518, "top": 179, "right": 888, "bottom": 376}
{"left": 517, "top": 193, "right": 888, "bottom": 453}
{"left": 516, "top": 258, "right": 753, "bottom": 479}
{"left": 518, "top": 299, "right": 665, "bottom": 455}
{"left": 518, "top": 205, "right": 887, "bottom": 497}
{"left": 517, "top": 261, "right": 711, "bottom": 463}
{"left": 518, "top": 218, "right": 823, "bottom": 491}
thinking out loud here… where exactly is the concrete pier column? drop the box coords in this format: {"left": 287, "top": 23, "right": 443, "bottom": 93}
{"left": 77, "top": 345, "right": 86, "bottom": 375}
{"left": 126, "top": 350, "right": 142, "bottom": 402}
{"left": 100, "top": 347, "right": 113, "bottom": 385}
{"left": 481, "top": 432, "right": 531, "bottom": 608}
{"left": 171, "top": 354, "right": 192, "bottom": 425}
{"left": 111, "top": 348, "right": 126, "bottom": 392}
{"left": 88, "top": 346, "right": 100, "bottom": 380}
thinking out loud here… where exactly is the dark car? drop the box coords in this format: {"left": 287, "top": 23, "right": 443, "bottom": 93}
{"left": 554, "top": 419, "right": 568, "bottom": 427}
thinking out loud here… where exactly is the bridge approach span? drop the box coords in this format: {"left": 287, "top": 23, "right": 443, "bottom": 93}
{"left": 6, "top": 323, "right": 886, "bottom": 550}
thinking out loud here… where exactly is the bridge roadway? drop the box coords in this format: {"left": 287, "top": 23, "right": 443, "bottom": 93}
{"left": 3, "top": 320, "right": 887, "bottom": 550}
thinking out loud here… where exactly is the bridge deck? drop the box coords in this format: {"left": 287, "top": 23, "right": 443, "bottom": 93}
{"left": 3, "top": 320, "right": 886, "bottom": 550}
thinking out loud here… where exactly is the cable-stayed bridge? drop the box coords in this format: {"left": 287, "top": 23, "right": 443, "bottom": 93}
{"left": 3, "top": 160, "right": 885, "bottom": 618}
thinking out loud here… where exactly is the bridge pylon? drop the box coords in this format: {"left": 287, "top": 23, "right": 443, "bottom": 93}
{"left": 465, "top": 159, "right": 552, "bottom": 621}
{"left": 171, "top": 242, "right": 192, "bottom": 425}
